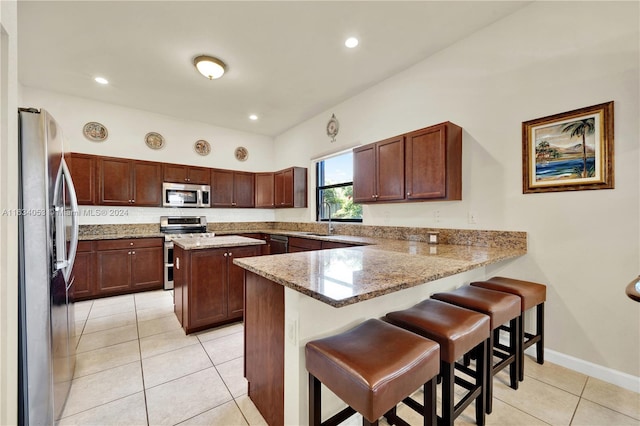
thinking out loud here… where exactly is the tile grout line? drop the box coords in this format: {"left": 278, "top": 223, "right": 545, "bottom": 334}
{"left": 134, "top": 294, "right": 152, "bottom": 426}
{"left": 198, "top": 331, "right": 252, "bottom": 425}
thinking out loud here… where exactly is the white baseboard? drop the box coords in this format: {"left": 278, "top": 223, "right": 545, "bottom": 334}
{"left": 525, "top": 346, "right": 640, "bottom": 394}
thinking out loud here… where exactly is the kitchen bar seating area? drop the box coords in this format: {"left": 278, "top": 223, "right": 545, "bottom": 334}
{"left": 62, "top": 289, "right": 640, "bottom": 425}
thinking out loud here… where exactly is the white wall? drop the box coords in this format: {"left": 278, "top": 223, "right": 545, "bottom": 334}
{"left": 274, "top": 1, "right": 640, "bottom": 384}
{"left": 0, "top": 1, "right": 18, "bottom": 423}
{"left": 21, "top": 87, "right": 277, "bottom": 224}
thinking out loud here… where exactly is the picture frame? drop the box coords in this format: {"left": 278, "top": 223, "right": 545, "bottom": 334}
{"left": 522, "top": 101, "right": 614, "bottom": 193}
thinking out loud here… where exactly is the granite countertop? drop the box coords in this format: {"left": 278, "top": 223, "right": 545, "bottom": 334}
{"left": 78, "top": 223, "right": 526, "bottom": 307}
{"left": 172, "top": 235, "right": 266, "bottom": 250}
{"left": 233, "top": 239, "right": 526, "bottom": 308}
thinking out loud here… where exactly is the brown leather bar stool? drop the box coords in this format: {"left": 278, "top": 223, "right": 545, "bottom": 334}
{"left": 386, "top": 299, "right": 490, "bottom": 426}
{"left": 432, "top": 286, "right": 521, "bottom": 414}
{"left": 470, "top": 276, "right": 546, "bottom": 381}
{"left": 305, "top": 318, "right": 440, "bottom": 426}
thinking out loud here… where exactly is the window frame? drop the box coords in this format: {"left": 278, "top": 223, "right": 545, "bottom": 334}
{"left": 315, "top": 153, "right": 362, "bottom": 223}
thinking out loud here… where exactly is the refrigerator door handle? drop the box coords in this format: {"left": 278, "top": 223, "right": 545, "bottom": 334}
{"left": 61, "top": 158, "right": 79, "bottom": 283}
{"left": 52, "top": 158, "right": 79, "bottom": 282}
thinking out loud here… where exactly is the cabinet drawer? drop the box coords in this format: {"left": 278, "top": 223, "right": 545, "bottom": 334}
{"left": 95, "top": 237, "right": 163, "bottom": 251}
{"left": 288, "top": 237, "right": 322, "bottom": 250}
{"left": 77, "top": 240, "right": 94, "bottom": 252}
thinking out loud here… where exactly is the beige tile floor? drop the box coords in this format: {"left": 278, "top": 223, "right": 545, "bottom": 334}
{"left": 61, "top": 290, "right": 640, "bottom": 426}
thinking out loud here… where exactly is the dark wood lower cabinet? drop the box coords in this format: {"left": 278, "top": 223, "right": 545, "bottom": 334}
{"left": 245, "top": 271, "right": 284, "bottom": 426}
{"left": 238, "top": 233, "right": 271, "bottom": 255}
{"left": 174, "top": 244, "right": 261, "bottom": 334}
{"left": 74, "top": 237, "right": 163, "bottom": 301}
{"left": 71, "top": 241, "right": 95, "bottom": 301}
{"left": 288, "top": 236, "right": 322, "bottom": 252}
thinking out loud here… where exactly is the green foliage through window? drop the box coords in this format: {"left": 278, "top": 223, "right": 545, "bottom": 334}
{"left": 316, "top": 152, "right": 362, "bottom": 222}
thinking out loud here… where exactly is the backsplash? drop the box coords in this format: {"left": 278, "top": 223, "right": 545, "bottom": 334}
{"left": 80, "top": 221, "right": 526, "bottom": 250}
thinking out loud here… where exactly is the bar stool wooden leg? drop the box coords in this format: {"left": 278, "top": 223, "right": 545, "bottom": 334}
{"left": 309, "top": 373, "right": 321, "bottom": 426}
{"left": 536, "top": 303, "right": 545, "bottom": 364}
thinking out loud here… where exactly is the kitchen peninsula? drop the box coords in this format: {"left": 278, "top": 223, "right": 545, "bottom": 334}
{"left": 172, "top": 235, "right": 265, "bottom": 334}
{"left": 233, "top": 231, "right": 527, "bottom": 425}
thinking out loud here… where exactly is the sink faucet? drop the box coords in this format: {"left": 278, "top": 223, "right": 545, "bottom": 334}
{"left": 323, "top": 201, "right": 334, "bottom": 234}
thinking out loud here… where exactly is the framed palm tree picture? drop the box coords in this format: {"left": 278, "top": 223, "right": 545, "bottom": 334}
{"left": 522, "top": 101, "right": 614, "bottom": 193}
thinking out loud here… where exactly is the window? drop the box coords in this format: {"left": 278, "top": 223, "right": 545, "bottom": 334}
{"left": 316, "top": 151, "right": 362, "bottom": 222}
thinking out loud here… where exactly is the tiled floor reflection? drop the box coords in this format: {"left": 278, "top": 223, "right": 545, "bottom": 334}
{"left": 63, "top": 290, "right": 639, "bottom": 425}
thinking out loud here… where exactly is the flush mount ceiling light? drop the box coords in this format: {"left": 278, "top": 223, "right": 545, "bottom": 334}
{"left": 94, "top": 76, "right": 109, "bottom": 85}
{"left": 344, "top": 37, "right": 359, "bottom": 48}
{"left": 193, "top": 55, "right": 226, "bottom": 80}
{"left": 249, "top": 114, "right": 258, "bottom": 121}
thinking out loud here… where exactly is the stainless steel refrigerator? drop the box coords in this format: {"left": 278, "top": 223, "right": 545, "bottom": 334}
{"left": 18, "top": 108, "right": 79, "bottom": 425}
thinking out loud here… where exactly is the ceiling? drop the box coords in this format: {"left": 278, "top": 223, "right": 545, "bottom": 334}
{"left": 18, "top": 1, "right": 530, "bottom": 137}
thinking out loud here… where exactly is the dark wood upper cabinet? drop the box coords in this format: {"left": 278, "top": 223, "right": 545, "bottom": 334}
{"left": 233, "top": 171, "right": 255, "bottom": 208}
{"left": 133, "top": 160, "right": 163, "bottom": 206}
{"left": 75, "top": 152, "right": 305, "bottom": 209}
{"left": 405, "top": 122, "right": 462, "bottom": 201}
{"left": 274, "top": 167, "right": 307, "bottom": 208}
{"left": 163, "top": 163, "right": 210, "bottom": 185}
{"left": 68, "top": 153, "right": 96, "bottom": 205}
{"left": 97, "top": 157, "right": 133, "bottom": 205}
{"left": 210, "top": 169, "right": 234, "bottom": 206}
{"left": 97, "top": 157, "right": 162, "bottom": 206}
{"left": 255, "top": 172, "right": 275, "bottom": 208}
{"left": 353, "top": 121, "right": 462, "bottom": 204}
{"left": 353, "top": 136, "right": 405, "bottom": 203}
{"left": 211, "top": 169, "right": 255, "bottom": 208}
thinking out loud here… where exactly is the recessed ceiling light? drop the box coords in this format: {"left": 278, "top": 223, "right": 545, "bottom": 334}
{"left": 249, "top": 114, "right": 258, "bottom": 121}
{"left": 94, "top": 77, "right": 109, "bottom": 85}
{"left": 345, "top": 37, "right": 359, "bottom": 48}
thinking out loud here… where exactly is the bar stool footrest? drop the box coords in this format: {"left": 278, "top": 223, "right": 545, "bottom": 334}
{"left": 322, "top": 407, "right": 357, "bottom": 426}
{"left": 524, "top": 333, "right": 542, "bottom": 348}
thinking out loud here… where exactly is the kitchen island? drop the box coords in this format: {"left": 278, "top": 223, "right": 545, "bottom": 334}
{"left": 233, "top": 237, "right": 527, "bottom": 425}
{"left": 172, "top": 235, "right": 265, "bottom": 334}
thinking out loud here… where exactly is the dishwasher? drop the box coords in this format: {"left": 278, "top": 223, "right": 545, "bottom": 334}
{"left": 269, "top": 235, "right": 288, "bottom": 254}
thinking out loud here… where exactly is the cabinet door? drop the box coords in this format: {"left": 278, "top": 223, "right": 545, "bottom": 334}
{"left": 255, "top": 173, "right": 275, "bottom": 208}
{"left": 211, "top": 169, "right": 235, "bottom": 207}
{"left": 131, "top": 246, "right": 163, "bottom": 290}
{"left": 376, "top": 136, "right": 405, "bottom": 202}
{"left": 68, "top": 153, "right": 96, "bottom": 205}
{"left": 187, "top": 167, "right": 211, "bottom": 185}
{"left": 71, "top": 242, "right": 95, "bottom": 301}
{"left": 353, "top": 144, "right": 376, "bottom": 203}
{"left": 405, "top": 126, "right": 447, "bottom": 199}
{"left": 174, "top": 246, "right": 185, "bottom": 326}
{"left": 234, "top": 172, "right": 255, "bottom": 208}
{"left": 96, "top": 249, "right": 131, "bottom": 294}
{"left": 133, "top": 161, "right": 162, "bottom": 206}
{"left": 274, "top": 169, "right": 293, "bottom": 207}
{"left": 98, "top": 157, "right": 132, "bottom": 205}
{"left": 189, "top": 249, "right": 228, "bottom": 328}
{"left": 163, "top": 164, "right": 189, "bottom": 183}
{"left": 405, "top": 122, "right": 462, "bottom": 201}
{"left": 227, "top": 246, "right": 260, "bottom": 319}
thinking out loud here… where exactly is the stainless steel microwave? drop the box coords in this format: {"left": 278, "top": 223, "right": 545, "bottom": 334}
{"left": 162, "top": 182, "right": 211, "bottom": 208}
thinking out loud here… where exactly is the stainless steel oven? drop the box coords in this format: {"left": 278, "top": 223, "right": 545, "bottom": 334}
{"left": 160, "top": 216, "right": 209, "bottom": 290}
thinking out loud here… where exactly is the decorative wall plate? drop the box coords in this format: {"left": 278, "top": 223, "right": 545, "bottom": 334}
{"left": 235, "top": 146, "right": 248, "bottom": 161}
{"left": 194, "top": 139, "right": 211, "bottom": 156}
{"left": 83, "top": 122, "right": 108, "bottom": 142}
{"left": 326, "top": 113, "right": 339, "bottom": 142}
{"left": 145, "top": 132, "right": 165, "bottom": 150}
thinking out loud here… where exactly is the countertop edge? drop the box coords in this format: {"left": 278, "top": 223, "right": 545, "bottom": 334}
{"left": 233, "top": 248, "right": 526, "bottom": 308}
